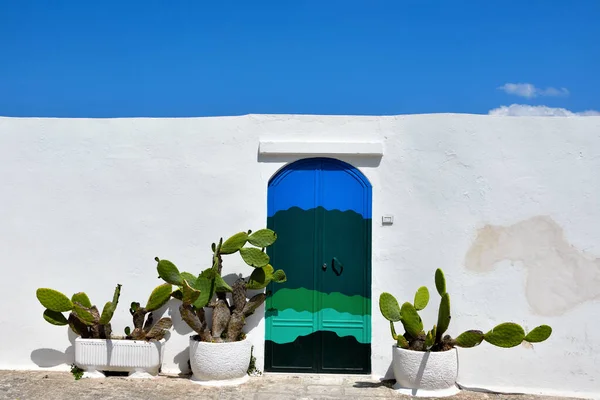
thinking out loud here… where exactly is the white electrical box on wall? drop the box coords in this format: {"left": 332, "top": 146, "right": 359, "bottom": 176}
{"left": 382, "top": 215, "right": 393, "bottom": 225}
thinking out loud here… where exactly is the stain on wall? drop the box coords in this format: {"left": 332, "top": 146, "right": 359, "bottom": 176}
{"left": 465, "top": 215, "right": 600, "bottom": 316}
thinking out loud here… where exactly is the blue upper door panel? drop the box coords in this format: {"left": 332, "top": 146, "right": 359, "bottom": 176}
{"left": 268, "top": 158, "right": 371, "bottom": 218}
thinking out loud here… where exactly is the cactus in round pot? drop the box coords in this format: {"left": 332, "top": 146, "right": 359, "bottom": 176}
{"left": 379, "top": 269, "right": 552, "bottom": 395}
{"left": 36, "top": 284, "right": 122, "bottom": 339}
{"left": 379, "top": 268, "right": 552, "bottom": 351}
{"left": 156, "top": 228, "right": 286, "bottom": 342}
{"left": 156, "top": 228, "right": 286, "bottom": 384}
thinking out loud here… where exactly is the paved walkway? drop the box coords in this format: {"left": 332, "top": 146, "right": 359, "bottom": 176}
{"left": 0, "top": 370, "right": 583, "bottom": 400}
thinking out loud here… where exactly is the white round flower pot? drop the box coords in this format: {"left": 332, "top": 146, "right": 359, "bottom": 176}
{"left": 74, "top": 338, "right": 166, "bottom": 379}
{"left": 392, "top": 345, "right": 459, "bottom": 397}
{"left": 189, "top": 337, "right": 251, "bottom": 386}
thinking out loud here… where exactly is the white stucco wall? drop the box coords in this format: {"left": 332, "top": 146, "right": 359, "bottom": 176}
{"left": 0, "top": 114, "right": 599, "bottom": 398}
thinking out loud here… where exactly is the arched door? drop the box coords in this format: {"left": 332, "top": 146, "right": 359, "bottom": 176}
{"left": 264, "top": 157, "right": 372, "bottom": 374}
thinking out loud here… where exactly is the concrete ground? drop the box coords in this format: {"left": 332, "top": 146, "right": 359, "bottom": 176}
{"left": 0, "top": 370, "right": 584, "bottom": 400}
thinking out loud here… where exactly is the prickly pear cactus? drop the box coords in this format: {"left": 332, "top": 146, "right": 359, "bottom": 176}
{"left": 36, "top": 284, "right": 122, "bottom": 339}
{"left": 157, "top": 228, "right": 286, "bottom": 342}
{"left": 378, "top": 268, "right": 552, "bottom": 352}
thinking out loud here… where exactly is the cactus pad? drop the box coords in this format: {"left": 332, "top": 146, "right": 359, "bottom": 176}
{"left": 98, "top": 301, "right": 116, "bottom": 325}
{"left": 212, "top": 300, "right": 231, "bottom": 338}
{"left": 524, "top": 325, "right": 552, "bottom": 343}
{"left": 36, "top": 288, "right": 73, "bottom": 312}
{"left": 400, "top": 302, "right": 423, "bottom": 338}
{"left": 130, "top": 302, "right": 140, "bottom": 314}
{"left": 215, "top": 274, "right": 233, "bottom": 293}
{"left": 180, "top": 272, "right": 197, "bottom": 286}
{"left": 379, "top": 293, "right": 402, "bottom": 322}
{"left": 71, "top": 292, "right": 92, "bottom": 309}
{"left": 68, "top": 313, "right": 89, "bottom": 337}
{"left": 193, "top": 270, "right": 216, "bottom": 308}
{"left": 396, "top": 335, "right": 409, "bottom": 349}
{"left": 272, "top": 269, "right": 286, "bottom": 283}
{"left": 220, "top": 232, "right": 249, "bottom": 254}
{"left": 239, "top": 247, "right": 270, "bottom": 268}
{"left": 455, "top": 330, "right": 484, "bottom": 348}
{"left": 226, "top": 311, "right": 245, "bottom": 341}
{"left": 435, "top": 268, "right": 446, "bottom": 296}
{"left": 247, "top": 229, "right": 277, "bottom": 247}
{"left": 389, "top": 320, "right": 399, "bottom": 340}
{"left": 246, "top": 266, "right": 270, "bottom": 290}
{"left": 43, "top": 309, "right": 68, "bottom": 326}
{"left": 146, "top": 283, "right": 173, "bottom": 311}
{"left": 97, "top": 284, "right": 121, "bottom": 325}
{"left": 413, "top": 286, "right": 430, "bottom": 311}
{"left": 484, "top": 322, "right": 525, "bottom": 348}
{"left": 436, "top": 292, "right": 451, "bottom": 341}
{"left": 243, "top": 293, "right": 266, "bottom": 316}
{"left": 72, "top": 303, "right": 98, "bottom": 326}
{"left": 170, "top": 289, "right": 183, "bottom": 300}
{"left": 182, "top": 280, "right": 201, "bottom": 305}
{"left": 156, "top": 259, "right": 183, "bottom": 285}
{"left": 146, "top": 317, "right": 173, "bottom": 339}
{"left": 425, "top": 330, "right": 434, "bottom": 349}
{"left": 111, "top": 284, "right": 122, "bottom": 305}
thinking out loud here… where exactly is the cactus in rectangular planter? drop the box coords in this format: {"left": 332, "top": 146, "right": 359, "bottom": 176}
{"left": 156, "top": 228, "right": 286, "bottom": 342}
{"left": 379, "top": 268, "right": 552, "bottom": 351}
{"left": 124, "top": 283, "right": 173, "bottom": 341}
{"left": 36, "top": 284, "right": 122, "bottom": 339}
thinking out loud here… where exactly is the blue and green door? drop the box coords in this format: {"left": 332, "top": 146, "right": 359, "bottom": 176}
{"left": 264, "top": 157, "right": 372, "bottom": 374}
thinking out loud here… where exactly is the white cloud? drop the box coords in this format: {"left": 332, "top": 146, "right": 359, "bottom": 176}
{"left": 498, "top": 83, "right": 569, "bottom": 98}
{"left": 488, "top": 104, "right": 600, "bottom": 117}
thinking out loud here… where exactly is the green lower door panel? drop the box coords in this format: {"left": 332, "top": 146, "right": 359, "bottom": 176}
{"left": 265, "top": 331, "right": 370, "bottom": 373}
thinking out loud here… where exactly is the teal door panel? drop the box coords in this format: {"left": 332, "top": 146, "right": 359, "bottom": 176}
{"left": 265, "top": 158, "right": 372, "bottom": 374}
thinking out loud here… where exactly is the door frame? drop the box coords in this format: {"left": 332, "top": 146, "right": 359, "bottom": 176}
{"left": 264, "top": 157, "right": 372, "bottom": 374}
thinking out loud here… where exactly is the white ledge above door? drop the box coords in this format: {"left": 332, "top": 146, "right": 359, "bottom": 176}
{"left": 258, "top": 141, "right": 384, "bottom": 157}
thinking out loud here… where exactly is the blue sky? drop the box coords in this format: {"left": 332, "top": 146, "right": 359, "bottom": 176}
{"left": 1, "top": 1, "right": 599, "bottom": 117}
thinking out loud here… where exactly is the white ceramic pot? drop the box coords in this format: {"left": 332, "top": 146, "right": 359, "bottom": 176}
{"left": 189, "top": 337, "right": 251, "bottom": 386}
{"left": 74, "top": 338, "right": 165, "bottom": 379}
{"left": 392, "top": 345, "right": 459, "bottom": 397}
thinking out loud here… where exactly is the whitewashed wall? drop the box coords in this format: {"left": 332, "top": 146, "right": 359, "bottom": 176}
{"left": 0, "top": 115, "right": 599, "bottom": 398}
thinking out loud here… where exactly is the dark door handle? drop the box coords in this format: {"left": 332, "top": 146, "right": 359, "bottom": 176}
{"left": 332, "top": 257, "right": 344, "bottom": 276}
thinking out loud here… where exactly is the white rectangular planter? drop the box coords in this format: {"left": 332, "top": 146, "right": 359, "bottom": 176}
{"left": 75, "top": 338, "right": 165, "bottom": 378}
